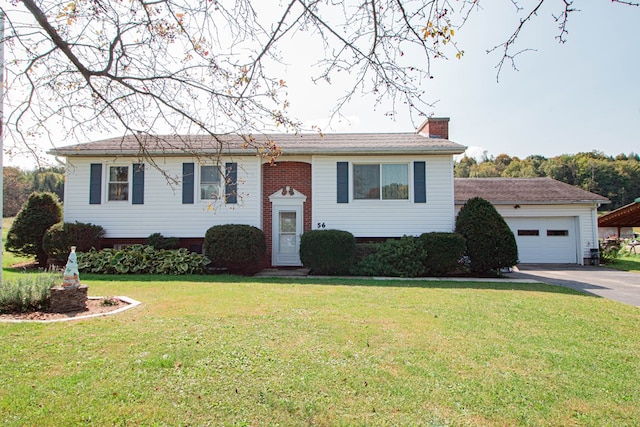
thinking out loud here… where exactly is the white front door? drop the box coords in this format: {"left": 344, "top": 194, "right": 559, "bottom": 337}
{"left": 269, "top": 187, "right": 307, "bottom": 266}
{"left": 274, "top": 206, "right": 303, "bottom": 266}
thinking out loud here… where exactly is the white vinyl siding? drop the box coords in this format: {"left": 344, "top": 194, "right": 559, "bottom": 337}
{"left": 63, "top": 157, "right": 261, "bottom": 238}
{"left": 313, "top": 155, "right": 456, "bottom": 237}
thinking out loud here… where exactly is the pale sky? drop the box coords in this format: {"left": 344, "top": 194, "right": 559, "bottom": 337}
{"left": 284, "top": 1, "right": 640, "bottom": 161}
{"left": 4, "top": 1, "right": 640, "bottom": 168}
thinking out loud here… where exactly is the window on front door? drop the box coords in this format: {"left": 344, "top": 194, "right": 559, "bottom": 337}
{"left": 108, "top": 166, "right": 129, "bottom": 201}
{"left": 200, "top": 165, "right": 221, "bottom": 200}
{"left": 353, "top": 163, "right": 409, "bottom": 200}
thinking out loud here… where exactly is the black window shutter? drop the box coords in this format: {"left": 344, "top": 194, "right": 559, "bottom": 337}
{"left": 89, "top": 163, "right": 102, "bottom": 205}
{"left": 182, "top": 163, "right": 194, "bottom": 204}
{"left": 414, "top": 161, "right": 426, "bottom": 203}
{"left": 132, "top": 163, "right": 145, "bottom": 205}
{"left": 225, "top": 162, "right": 237, "bottom": 204}
{"left": 337, "top": 162, "right": 349, "bottom": 203}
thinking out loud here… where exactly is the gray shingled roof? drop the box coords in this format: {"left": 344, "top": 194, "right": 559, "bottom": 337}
{"left": 454, "top": 178, "right": 610, "bottom": 205}
{"left": 48, "top": 132, "right": 466, "bottom": 157}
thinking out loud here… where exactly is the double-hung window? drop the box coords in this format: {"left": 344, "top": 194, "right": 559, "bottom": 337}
{"left": 108, "top": 166, "right": 129, "bottom": 201}
{"left": 353, "top": 163, "right": 409, "bottom": 200}
{"left": 200, "top": 165, "right": 221, "bottom": 200}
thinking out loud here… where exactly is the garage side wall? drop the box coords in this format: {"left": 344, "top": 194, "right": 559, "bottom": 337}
{"left": 454, "top": 203, "right": 599, "bottom": 265}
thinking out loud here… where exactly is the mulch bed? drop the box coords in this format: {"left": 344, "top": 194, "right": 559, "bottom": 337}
{"left": 0, "top": 297, "right": 129, "bottom": 322}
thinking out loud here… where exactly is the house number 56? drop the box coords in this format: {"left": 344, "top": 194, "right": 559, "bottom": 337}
{"left": 317, "top": 222, "right": 326, "bottom": 229}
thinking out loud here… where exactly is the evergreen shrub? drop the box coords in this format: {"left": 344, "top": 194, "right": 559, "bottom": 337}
{"left": 146, "top": 233, "right": 180, "bottom": 250}
{"left": 43, "top": 222, "right": 105, "bottom": 264}
{"left": 300, "top": 229, "right": 355, "bottom": 275}
{"left": 203, "top": 224, "right": 266, "bottom": 275}
{"left": 5, "top": 192, "right": 62, "bottom": 267}
{"left": 351, "top": 236, "right": 427, "bottom": 278}
{"left": 455, "top": 197, "right": 519, "bottom": 275}
{"left": 418, "top": 232, "right": 466, "bottom": 276}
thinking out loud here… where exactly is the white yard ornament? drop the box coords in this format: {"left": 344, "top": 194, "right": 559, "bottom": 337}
{"left": 62, "top": 246, "right": 81, "bottom": 288}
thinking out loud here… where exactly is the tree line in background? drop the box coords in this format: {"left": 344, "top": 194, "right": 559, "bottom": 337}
{"left": 455, "top": 151, "right": 640, "bottom": 211}
{"left": 3, "top": 167, "right": 65, "bottom": 217}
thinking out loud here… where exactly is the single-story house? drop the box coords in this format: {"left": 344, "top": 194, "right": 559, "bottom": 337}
{"left": 597, "top": 198, "right": 640, "bottom": 240}
{"left": 454, "top": 178, "right": 610, "bottom": 264}
{"left": 49, "top": 118, "right": 608, "bottom": 266}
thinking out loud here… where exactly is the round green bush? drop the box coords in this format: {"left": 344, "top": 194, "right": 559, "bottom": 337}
{"left": 455, "top": 197, "right": 519, "bottom": 275}
{"left": 300, "top": 229, "right": 355, "bottom": 275}
{"left": 203, "top": 224, "right": 267, "bottom": 275}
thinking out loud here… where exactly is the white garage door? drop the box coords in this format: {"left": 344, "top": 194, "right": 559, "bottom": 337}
{"left": 505, "top": 217, "right": 578, "bottom": 264}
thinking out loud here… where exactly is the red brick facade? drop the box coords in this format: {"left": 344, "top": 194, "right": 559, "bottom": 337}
{"left": 262, "top": 161, "right": 312, "bottom": 265}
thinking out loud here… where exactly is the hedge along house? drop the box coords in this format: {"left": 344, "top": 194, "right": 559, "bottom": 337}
{"left": 49, "top": 118, "right": 466, "bottom": 267}
{"left": 454, "top": 178, "right": 610, "bottom": 265}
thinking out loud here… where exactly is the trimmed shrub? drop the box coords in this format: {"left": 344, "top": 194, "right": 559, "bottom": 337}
{"left": 5, "top": 192, "right": 62, "bottom": 267}
{"left": 300, "top": 229, "right": 355, "bottom": 275}
{"left": 418, "top": 232, "right": 466, "bottom": 276}
{"left": 43, "top": 222, "right": 106, "bottom": 264}
{"left": 0, "top": 273, "right": 57, "bottom": 313}
{"left": 351, "top": 236, "right": 427, "bottom": 277}
{"left": 455, "top": 197, "right": 519, "bottom": 275}
{"left": 146, "top": 233, "right": 180, "bottom": 250}
{"left": 77, "top": 245, "right": 210, "bottom": 275}
{"left": 203, "top": 224, "right": 266, "bottom": 275}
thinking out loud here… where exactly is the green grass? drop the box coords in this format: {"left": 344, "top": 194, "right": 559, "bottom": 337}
{"left": 1, "top": 273, "right": 639, "bottom": 426}
{"left": 607, "top": 252, "right": 640, "bottom": 273}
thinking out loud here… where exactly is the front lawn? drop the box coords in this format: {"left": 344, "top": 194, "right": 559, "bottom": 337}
{"left": 1, "top": 274, "right": 639, "bottom": 426}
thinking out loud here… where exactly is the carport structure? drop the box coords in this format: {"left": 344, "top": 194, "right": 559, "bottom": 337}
{"left": 598, "top": 198, "right": 640, "bottom": 238}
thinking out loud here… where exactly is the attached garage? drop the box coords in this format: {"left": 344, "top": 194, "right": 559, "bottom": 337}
{"left": 455, "top": 178, "right": 610, "bottom": 265}
{"left": 505, "top": 217, "right": 578, "bottom": 263}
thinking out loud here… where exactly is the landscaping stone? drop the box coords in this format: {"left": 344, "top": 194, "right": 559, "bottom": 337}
{"left": 50, "top": 285, "right": 88, "bottom": 312}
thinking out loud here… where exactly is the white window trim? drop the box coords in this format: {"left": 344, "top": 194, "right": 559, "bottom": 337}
{"left": 106, "top": 164, "right": 130, "bottom": 203}
{"left": 198, "top": 164, "right": 223, "bottom": 202}
{"left": 351, "top": 162, "right": 411, "bottom": 202}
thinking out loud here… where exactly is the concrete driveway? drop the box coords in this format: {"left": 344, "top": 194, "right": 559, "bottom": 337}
{"left": 505, "top": 264, "right": 640, "bottom": 308}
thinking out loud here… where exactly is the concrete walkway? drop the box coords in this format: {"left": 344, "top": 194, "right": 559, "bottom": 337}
{"left": 505, "top": 264, "right": 640, "bottom": 308}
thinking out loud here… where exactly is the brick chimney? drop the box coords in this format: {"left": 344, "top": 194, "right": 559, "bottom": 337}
{"left": 417, "top": 117, "right": 449, "bottom": 139}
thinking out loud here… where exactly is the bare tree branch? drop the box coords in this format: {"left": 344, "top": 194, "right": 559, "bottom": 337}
{"left": 0, "top": 0, "right": 636, "bottom": 169}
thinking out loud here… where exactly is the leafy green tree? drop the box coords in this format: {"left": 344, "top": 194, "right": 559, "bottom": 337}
{"left": 454, "top": 155, "right": 477, "bottom": 178}
{"left": 455, "top": 197, "right": 518, "bottom": 276}
{"left": 30, "top": 168, "right": 65, "bottom": 202}
{"left": 5, "top": 192, "right": 63, "bottom": 267}
{"left": 3, "top": 167, "right": 31, "bottom": 217}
